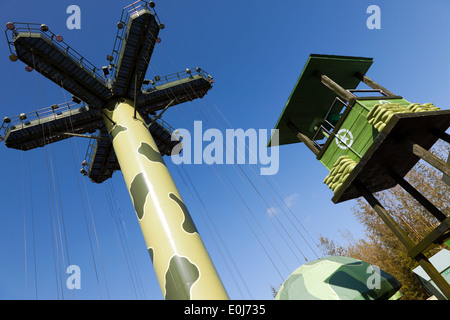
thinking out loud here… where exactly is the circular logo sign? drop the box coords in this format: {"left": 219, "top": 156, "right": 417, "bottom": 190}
{"left": 335, "top": 129, "right": 354, "bottom": 150}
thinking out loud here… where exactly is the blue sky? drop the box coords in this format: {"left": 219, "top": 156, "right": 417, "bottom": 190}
{"left": 1, "top": 0, "right": 450, "bottom": 300}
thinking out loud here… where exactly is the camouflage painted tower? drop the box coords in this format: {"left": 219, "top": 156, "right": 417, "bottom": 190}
{"left": 270, "top": 54, "right": 450, "bottom": 299}
{"left": 1, "top": 1, "right": 228, "bottom": 300}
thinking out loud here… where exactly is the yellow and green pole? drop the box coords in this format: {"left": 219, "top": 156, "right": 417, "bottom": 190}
{"left": 102, "top": 98, "right": 229, "bottom": 300}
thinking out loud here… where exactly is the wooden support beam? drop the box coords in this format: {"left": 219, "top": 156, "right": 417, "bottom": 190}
{"left": 355, "top": 72, "right": 396, "bottom": 96}
{"left": 354, "top": 179, "right": 450, "bottom": 300}
{"left": 315, "top": 72, "right": 356, "bottom": 104}
{"left": 354, "top": 179, "right": 415, "bottom": 250}
{"left": 287, "top": 121, "right": 320, "bottom": 156}
{"left": 408, "top": 217, "right": 450, "bottom": 258}
{"left": 398, "top": 137, "right": 450, "bottom": 178}
{"left": 389, "top": 170, "right": 448, "bottom": 222}
{"left": 414, "top": 252, "right": 450, "bottom": 300}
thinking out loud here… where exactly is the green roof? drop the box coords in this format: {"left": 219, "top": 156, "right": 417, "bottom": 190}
{"left": 269, "top": 54, "right": 373, "bottom": 147}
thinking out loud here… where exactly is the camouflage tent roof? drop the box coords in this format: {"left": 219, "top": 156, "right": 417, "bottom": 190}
{"left": 275, "top": 256, "right": 402, "bottom": 300}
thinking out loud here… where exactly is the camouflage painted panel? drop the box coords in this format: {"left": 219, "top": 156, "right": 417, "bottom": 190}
{"left": 164, "top": 255, "right": 200, "bottom": 300}
{"left": 110, "top": 124, "right": 128, "bottom": 139}
{"left": 130, "top": 172, "right": 148, "bottom": 220}
{"left": 168, "top": 193, "right": 198, "bottom": 234}
{"left": 138, "top": 142, "right": 165, "bottom": 166}
{"left": 148, "top": 247, "right": 154, "bottom": 263}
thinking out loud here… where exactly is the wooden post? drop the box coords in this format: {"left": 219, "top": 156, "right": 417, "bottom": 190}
{"left": 354, "top": 180, "right": 415, "bottom": 249}
{"left": 398, "top": 137, "right": 450, "bottom": 178}
{"left": 389, "top": 171, "right": 448, "bottom": 222}
{"left": 287, "top": 121, "right": 320, "bottom": 156}
{"left": 408, "top": 217, "right": 450, "bottom": 258}
{"left": 315, "top": 72, "right": 356, "bottom": 104}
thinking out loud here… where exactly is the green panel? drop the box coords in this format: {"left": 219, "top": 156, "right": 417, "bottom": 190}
{"left": 320, "top": 102, "right": 370, "bottom": 170}
{"left": 357, "top": 98, "right": 411, "bottom": 157}
{"left": 269, "top": 54, "right": 373, "bottom": 147}
{"left": 320, "top": 98, "right": 411, "bottom": 170}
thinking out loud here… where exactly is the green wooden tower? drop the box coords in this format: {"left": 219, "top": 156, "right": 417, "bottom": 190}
{"left": 270, "top": 54, "right": 450, "bottom": 299}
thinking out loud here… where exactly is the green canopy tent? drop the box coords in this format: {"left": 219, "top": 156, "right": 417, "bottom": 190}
{"left": 275, "top": 256, "right": 402, "bottom": 300}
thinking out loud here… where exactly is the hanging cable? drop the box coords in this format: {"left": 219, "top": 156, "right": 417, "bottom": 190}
{"left": 32, "top": 53, "right": 71, "bottom": 299}
{"left": 46, "top": 141, "right": 69, "bottom": 299}
{"left": 206, "top": 98, "right": 322, "bottom": 258}
{"left": 144, "top": 45, "right": 314, "bottom": 262}
{"left": 104, "top": 180, "right": 148, "bottom": 299}
{"left": 46, "top": 93, "right": 73, "bottom": 300}
{"left": 61, "top": 82, "right": 110, "bottom": 300}
{"left": 21, "top": 150, "right": 28, "bottom": 299}
{"left": 169, "top": 96, "right": 289, "bottom": 279}
{"left": 175, "top": 164, "right": 253, "bottom": 299}
{"left": 144, "top": 62, "right": 294, "bottom": 284}
{"left": 29, "top": 53, "right": 41, "bottom": 299}
{"left": 170, "top": 73, "right": 309, "bottom": 262}
{"left": 151, "top": 33, "right": 321, "bottom": 260}
{"left": 41, "top": 135, "right": 63, "bottom": 299}
{"left": 184, "top": 83, "right": 316, "bottom": 261}
{"left": 108, "top": 181, "right": 147, "bottom": 299}
{"left": 25, "top": 154, "right": 38, "bottom": 299}
{"left": 104, "top": 182, "right": 140, "bottom": 299}
{"left": 166, "top": 82, "right": 291, "bottom": 276}
{"left": 50, "top": 144, "right": 73, "bottom": 275}
{"left": 265, "top": 174, "right": 323, "bottom": 256}
{"left": 44, "top": 121, "right": 70, "bottom": 299}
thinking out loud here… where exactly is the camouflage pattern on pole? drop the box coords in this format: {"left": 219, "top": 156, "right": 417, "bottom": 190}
{"left": 103, "top": 98, "right": 229, "bottom": 300}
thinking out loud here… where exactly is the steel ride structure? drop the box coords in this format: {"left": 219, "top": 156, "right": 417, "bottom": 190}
{"left": 1, "top": 1, "right": 227, "bottom": 300}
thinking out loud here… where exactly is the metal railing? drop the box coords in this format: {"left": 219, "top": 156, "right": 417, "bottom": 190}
{"left": 5, "top": 22, "right": 106, "bottom": 82}
{"left": 348, "top": 89, "right": 389, "bottom": 99}
{"left": 142, "top": 67, "right": 213, "bottom": 92}
{"left": 1, "top": 101, "right": 91, "bottom": 136}
{"left": 147, "top": 114, "right": 178, "bottom": 137}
